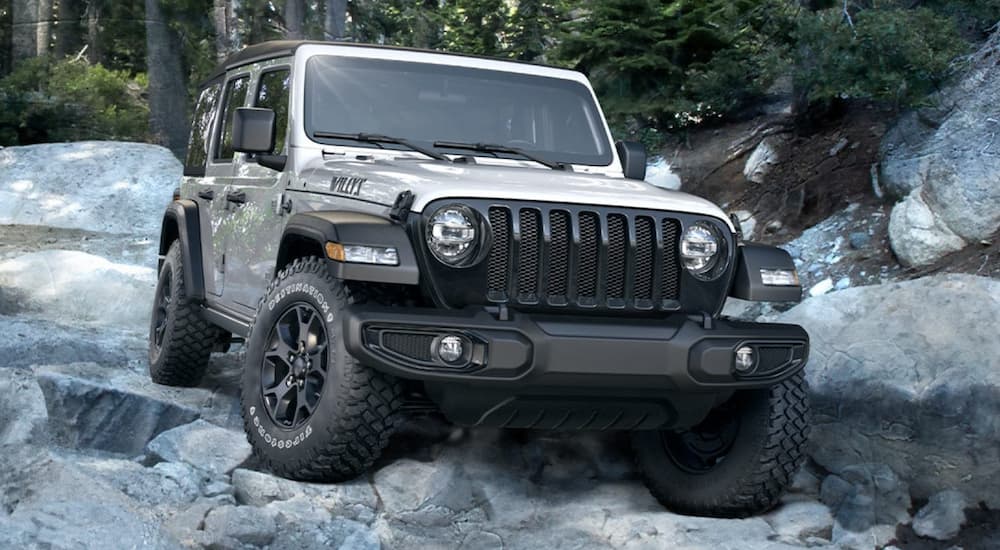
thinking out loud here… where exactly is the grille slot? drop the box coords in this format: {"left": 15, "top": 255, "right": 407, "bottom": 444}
{"left": 381, "top": 332, "right": 434, "bottom": 362}
{"left": 483, "top": 206, "right": 683, "bottom": 311}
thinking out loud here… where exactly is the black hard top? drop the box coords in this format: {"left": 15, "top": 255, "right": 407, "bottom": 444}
{"left": 203, "top": 40, "right": 562, "bottom": 85}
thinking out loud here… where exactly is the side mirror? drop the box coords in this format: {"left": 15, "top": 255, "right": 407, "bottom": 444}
{"left": 232, "top": 107, "right": 276, "bottom": 154}
{"left": 616, "top": 140, "right": 647, "bottom": 181}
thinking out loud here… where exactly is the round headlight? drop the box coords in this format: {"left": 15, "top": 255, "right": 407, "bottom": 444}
{"left": 427, "top": 205, "right": 478, "bottom": 265}
{"left": 680, "top": 222, "right": 723, "bottom": 279}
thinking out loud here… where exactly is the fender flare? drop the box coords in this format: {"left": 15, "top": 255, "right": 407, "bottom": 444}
{"left": 278, "top": 211, "right": 420, "bottom": 285}
{"left": 729, "top": 243, "right": 802, "bottom": 303}
{"left": 159, "top": 200, "right": 206, "bottom": 302}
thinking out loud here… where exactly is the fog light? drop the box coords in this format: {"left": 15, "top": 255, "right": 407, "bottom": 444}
{"left": 735, "top": 346, "right": 756, "bottom": 373}
{"left": 436, "top": 335, "right": 465, "bottom": 363}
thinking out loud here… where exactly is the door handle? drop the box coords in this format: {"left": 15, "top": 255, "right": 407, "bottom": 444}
{"left": 226, "top": 191, "right": 247, "bottom": 204}
{"left": 197, "top": 189, "right": 215, "bottom": 201}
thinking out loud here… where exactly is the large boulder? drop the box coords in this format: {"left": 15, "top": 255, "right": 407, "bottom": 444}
{"left": 779, "top": 274, "right": 1000, "bottom": 507}
{"left": 146, "top": 419, "right": 252, "bottom": 476}
{"left": 0, "top": 250, "right": 155, "bottom": 328}
{"left": 882, "top": 37, "right": 1000, "bottom": 266}
{"left": 0, "top": 141, "right": 181, "bottom": 237}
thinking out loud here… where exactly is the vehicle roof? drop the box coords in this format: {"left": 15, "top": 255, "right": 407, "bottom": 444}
{"left": 202, "top": 40, "right": 568, "bottom": 85}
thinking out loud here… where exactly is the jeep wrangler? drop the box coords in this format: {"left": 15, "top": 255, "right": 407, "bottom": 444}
{"left": 149, "top": 41, "right": 810, "bottom": 517}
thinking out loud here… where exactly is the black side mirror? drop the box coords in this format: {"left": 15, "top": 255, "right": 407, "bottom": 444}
{"left": 616, "top": 140, "right": 647, "bottom": 181}
{"left": 232, "top": 107, "right": 276, "bottom": 154}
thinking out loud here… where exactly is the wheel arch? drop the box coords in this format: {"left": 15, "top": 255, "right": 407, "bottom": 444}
{"left": 159, "top": 200, "right": 206, "bottom": 302}
{"left": 276, "top": 211, "right": 420, "bottom": 286}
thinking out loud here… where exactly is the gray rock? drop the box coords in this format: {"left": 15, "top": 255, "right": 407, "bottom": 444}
{"left": 848, "top": 231, "right": 870, "bottom": 250}
{"left": 744, "top": 135, "right": 783, "bottom": 184}
{"left": 881, "top": 43, "right": 1000, "bottom": 266}
{"left": 912, "top": 490, "right": 968, "bottom": 541}
{"left": 0, "top": 315, "right": 135, "bottom": 369}
{"left": 0, "top": 367, "right": 48, "bottom": 446}
{"left": 889, "top": 188, "right": 967, "bottom": 267}
{"left": 373, "top": 458, "right": 485, "bottom": 527}
{"left": 147, "top": 419, "right": 251, "bottom": 476}
{"left": 34, "top": 362, "right": 241, "bottom": 454}
{"left": 732, "top": 209, "right": 757, "bottom": 239}
{"left": 74, "top": 455, "right": 201, "bottom": 507}
{"left": 202, "top": 504, "right": 278, "bottom": 547}
{"left": 766, "top": 500, "right": 834, "bottom": 542}
{"left": 231, "top": 468, "right": 377, "bottom": 523}
{"left": 779, "top": 274, "right": 1000, "bottom": 507}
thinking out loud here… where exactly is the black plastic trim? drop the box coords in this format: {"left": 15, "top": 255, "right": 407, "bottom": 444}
{"left": 278, "top": 211, "right": 420, "bottom": 285}
{"left": 730, "top": 243, "right": 803, "bottom": 302}
{"left": 159, "top": 200, "right": 205, "bottom": 302}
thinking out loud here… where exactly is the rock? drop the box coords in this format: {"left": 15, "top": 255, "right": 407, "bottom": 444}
{"left": 34, "top": 362, "right": 241, "bottom": 454}
{"left": 231, "top": 468, "right": 377, "bottom": 522}
{"left": 766, "top": 500, "right": 834, "bottom": 542}
{"left": 779, "top": 274, "right": 1000, "bottom": 507}
{"left": 848, "top": 231, "right": 870, "bottom": 250}
{"left": 202, "top": 504, "right": 277, "bottom": 547}
{"left": 808, "top": 278, "right": 833, "bottom": 297}
{"left": 0, "top": 368, "right": 48, "bottom": 446}
{"left": 0, "top": 250, "right": 155, "bottom": 328}
{"left": 74, "top": 455, "right": 202, "bottom": 507}
{"left": 829, "top": 137, "right": 849, "bottom": 157}
{"left": 744, "top": 135, "right": 782, "bottom": 184}
{"left": 912, "top": 490, "right": 968, "bottom": 541}
{"left": 889, "top": 188, "right": 967, "bottom": 267}
{"left": 0, "top": 449, "right": 183, "bottom": 549}
{"left": 0, "top": 141, "right": 181, "bottom": 236}
{"left": 0, "top": 314, "right": 137, "bottom": 369}
{"left": 834, "top": 277, "right": 851, "bottom": 291}
{"left": 644, "top": 157, "right": 682, "bottom": 190}
{"left": 880, "top": 41, "right": 1000, "bottom": 265}
{"left": 372, "top": 458, "right": 485, "bottom": 527}
{"left": 764, "top": 219, "right": 783, "bottom": 234}
{"left": 147, "top": 419, "right": 251, "bottom": 476}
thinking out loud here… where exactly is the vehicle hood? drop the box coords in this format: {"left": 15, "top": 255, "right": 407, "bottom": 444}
{"left": 298, "top": 155, "right": 734, "bottom": 229}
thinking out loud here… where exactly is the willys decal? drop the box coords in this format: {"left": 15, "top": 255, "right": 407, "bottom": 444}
{"left": 331, "top": 176, "right": 367, "bottom": 196}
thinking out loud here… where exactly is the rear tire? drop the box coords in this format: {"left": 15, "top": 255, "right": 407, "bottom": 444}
{"left": 632, "top": 372, "right": 810, "bottom": 517}
{"left": 240, "top": 257, "right": 403, "bottom": 481}
{"left": 148, "top": 241, "right": 219, "bottom": 387}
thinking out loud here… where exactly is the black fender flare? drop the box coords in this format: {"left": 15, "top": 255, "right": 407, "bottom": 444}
{"left": 159, "top": 200, "right": 206, "bottom": 302}
{"left": 278, "top": 211, "right": 420, "bottom": 285}
{"left": 729, "top": 243, "right": 802, "bottom": 302}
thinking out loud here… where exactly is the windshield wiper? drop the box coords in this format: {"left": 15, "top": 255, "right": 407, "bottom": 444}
{"left": 314, "top": 131, "right": 450, "bottom": 162}
{"left": 432, "top": 141, "right": 566, "bottom": 170}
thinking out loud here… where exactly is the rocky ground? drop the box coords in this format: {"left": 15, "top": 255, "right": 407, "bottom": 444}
{"left": 2, "top": 140, "right": 999, "bottom": 550}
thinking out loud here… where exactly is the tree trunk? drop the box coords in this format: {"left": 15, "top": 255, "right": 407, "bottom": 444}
{"left": 212, "top": 0, "right": 230, "bottom": 61}
{"left": 54, "top": 0, "right": 84, "bottom": 59}
{"left": 323, "top": 0, "right": 346, "bottom": 40}
{"left": 12, "top": 0, "right": 38, "bottom": 60}
{"left": 145, "top": 0, "right": 189, "bottom": 159}
{"left": 284, "top": 0, "right": 304, "bottom": 39}
{"left": 35, "top": 0, "right": 51, "bottom": 55}
{"left": 85, "top": 0, "right": 101, "bottom": 64}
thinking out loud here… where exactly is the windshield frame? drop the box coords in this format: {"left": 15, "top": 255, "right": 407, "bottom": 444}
{"left": 293, "top": 46, "right": 619, "bottom": 170}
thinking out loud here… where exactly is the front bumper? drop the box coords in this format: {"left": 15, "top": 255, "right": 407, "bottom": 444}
{"left": 344, "top": 306, "right": 807, "bottom": 391}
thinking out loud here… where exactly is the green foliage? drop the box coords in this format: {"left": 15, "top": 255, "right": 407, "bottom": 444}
{"left": 442, "top": 0, "right": 508, "bottom": 56}
{"left": 793, "top": 7, "right": 970, "bottom": 108}
{"left": 0, "top": 57, "right": 149, "bottom": 145}
{"left": 505, "top": 0, "right": 569, "bottom": 62}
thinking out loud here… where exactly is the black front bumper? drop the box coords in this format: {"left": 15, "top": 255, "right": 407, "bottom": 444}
{"left": 343, "top": 306, "right": 808, "bottom": 430}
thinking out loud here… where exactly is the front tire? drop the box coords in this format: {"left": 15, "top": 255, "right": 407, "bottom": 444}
{"left": 240, "top": 257, "right": 403, "bottom": 481}
{"left": 632, "top": 372, "right": 810, "bottom": 517}
{"left": 148, "top": 241, "right": 219, "bottom": 387}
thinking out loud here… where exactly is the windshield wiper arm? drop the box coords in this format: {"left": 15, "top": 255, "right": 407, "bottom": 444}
{"left": 432, "top": 141, "right": 566, "bottom": 170}
{"left": 315, "top": 131, "right": 450, "bottom": 162}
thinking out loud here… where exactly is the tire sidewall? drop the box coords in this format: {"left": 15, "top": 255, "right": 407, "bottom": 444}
{"left": 148, "top": 243, "right": 182, "bottom": 366}
{"left": 241, "top": 266, "right": 349, "bottom": 463}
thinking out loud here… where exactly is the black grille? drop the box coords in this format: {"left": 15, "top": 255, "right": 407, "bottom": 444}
{"left": 381, "top": 332, "right": 434, "bottom": 362}
{"left": 486, "top": 205, "right": 683, "bottom": 310}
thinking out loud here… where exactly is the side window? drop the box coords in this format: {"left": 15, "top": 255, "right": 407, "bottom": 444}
{"left": 214, "top": 75, "right": 250, "bottom": 162}
{"left": 254, "top": 68, "right": 291, "bottom": 155}
{"left": 184, "top": 82, "right": 221, "bottom": 175}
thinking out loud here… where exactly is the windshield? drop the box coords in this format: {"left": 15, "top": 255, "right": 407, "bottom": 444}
{"left": 304, "top": 55, "right": 613, "bottom": 166}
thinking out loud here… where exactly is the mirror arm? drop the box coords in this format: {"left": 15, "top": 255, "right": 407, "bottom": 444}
{"left": 257, "top": 154, "right": 287, "bottom": 171}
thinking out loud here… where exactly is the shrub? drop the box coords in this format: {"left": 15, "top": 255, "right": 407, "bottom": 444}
{"left": 0, "top": 57, "right": 149, "bottom": 146}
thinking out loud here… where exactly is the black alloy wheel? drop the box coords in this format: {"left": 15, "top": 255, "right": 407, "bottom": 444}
{"left": 151, "top": 268, "right": 172, "bottom": 350}
{"left": 260, "top": 303, "right": 329, "bottom": 430}
{"left": 661, "top": 404, "right": 740, "bottom": 474}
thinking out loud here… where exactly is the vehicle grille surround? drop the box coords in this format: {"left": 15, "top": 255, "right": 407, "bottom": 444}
{"left": 480, "top": 203, "right": 686, "bottom": 312}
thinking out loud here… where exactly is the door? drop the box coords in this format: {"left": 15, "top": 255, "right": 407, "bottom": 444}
{"left": 224, "top": 64, "right": 293, "bottom": 311}
{"left": 205, "top": 72, "right": 252, "bottom": 301}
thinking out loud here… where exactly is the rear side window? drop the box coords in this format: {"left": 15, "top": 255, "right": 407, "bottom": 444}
{"left": 255, "top": 68, "right": 291, "bottom": 155}
{"left": 184, "top": 83, "right": 221, "bottom": 176}
{"left": 214, "top": 75, "right": 251, "bottom": 162}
